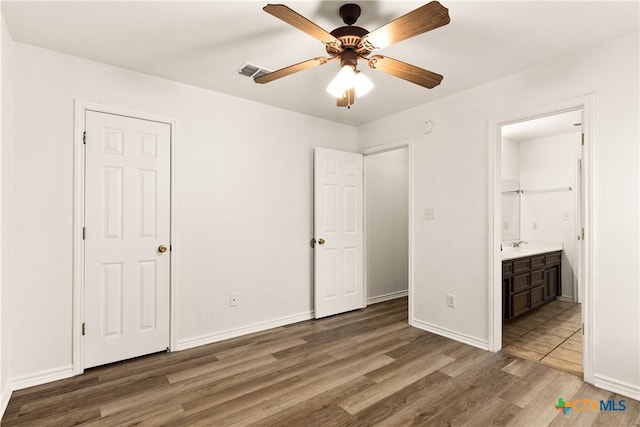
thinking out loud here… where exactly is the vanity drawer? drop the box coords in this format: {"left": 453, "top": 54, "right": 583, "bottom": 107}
{"left": 546, "top": 252, "right": 561, "bottom": 266}
{"left": 531, "top": 255, "right": 545, "bottom": 269}
{"left": 531, "top": 284, "right": 545, "bottom": 309}
{"left": 511, "top": 291, "right": 530, "bottom": 318}
{"left": 531, "top": 269, "right": 544, "bottom": 286}
{"left": 502, "top": 261, "right": 513, "bottom": 276}
{"left": 513, "top": 258, "right": 531, "bottom": 274}
{"left": 511, "top": 273, "right": 530, "bottom": 293}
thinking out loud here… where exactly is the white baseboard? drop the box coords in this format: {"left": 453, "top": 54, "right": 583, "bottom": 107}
{"left": 556, "top": 295, "right": 575, "bottom": 303}
{"left": 176, "top": 311, "right": 314, "bottom": 351}
{"left": 593, "top": 374, "right": 640, "bottom": 401}
{"left": 10, "top": 365, "right": 74, "bottom": 391}
{"left": 1, "top": 381, "right": 12, "bottom": 420}
{"left": 411, "top": 318, "right": 489, "bottom": 351}
{"left": 367, "top": 290, "right": 408, "bottom": 305}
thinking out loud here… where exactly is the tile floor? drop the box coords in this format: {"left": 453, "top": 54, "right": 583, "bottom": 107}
{"left": 502, "top": 300, "right": 583, "bottom": 376}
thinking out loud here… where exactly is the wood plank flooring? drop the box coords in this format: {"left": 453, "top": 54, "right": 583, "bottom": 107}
{"left": 503, "top": 301, "right": 583, "bottom": 376}
{"left": 3, "top": 298, "right": 638, "bottom": 426}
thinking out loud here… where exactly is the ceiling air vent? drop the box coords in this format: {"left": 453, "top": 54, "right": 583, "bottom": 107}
{"left": 236, "top": 63, "right": 271, "bottom": 80}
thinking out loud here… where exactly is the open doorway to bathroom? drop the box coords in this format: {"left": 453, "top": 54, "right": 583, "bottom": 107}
{"left": 499, "top": 110, "right": 584, "bottom": 377}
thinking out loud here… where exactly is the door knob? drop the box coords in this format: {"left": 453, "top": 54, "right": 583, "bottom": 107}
{"left": 317, "top": 238, "right": 325, "bottom": 245}
{"left": 158, "top": 245, "right": 168, "bottom": 253}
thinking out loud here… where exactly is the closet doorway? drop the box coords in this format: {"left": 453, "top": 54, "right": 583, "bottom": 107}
{"left": 363, "top": 142, "right": 411, "bottom": 308}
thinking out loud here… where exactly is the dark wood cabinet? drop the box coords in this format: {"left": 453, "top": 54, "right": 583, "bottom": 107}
{"left": 502, "top": 251, "right": 561, "bottom": 321}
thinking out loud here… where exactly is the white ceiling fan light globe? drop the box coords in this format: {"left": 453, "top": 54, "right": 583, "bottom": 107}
{"left": 326, "top": 65, "right": 356, "bottom": 98}
{"left": 354, "top": 71, "right": 373, "bottom": 97}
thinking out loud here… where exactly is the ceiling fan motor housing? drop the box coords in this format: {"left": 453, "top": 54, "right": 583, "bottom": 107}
{"left": 339, "top": 3, "right": 361, "bottom": 25}
{"left": 326, "top": 3, "right": 372, "bottom": 57}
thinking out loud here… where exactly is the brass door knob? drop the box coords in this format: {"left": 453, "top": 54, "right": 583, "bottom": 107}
{"left": 317, "top": 238, "right": 325, "bottom": 245}
{"left": 158, "top": 245, "right": 168, "bottom": 253}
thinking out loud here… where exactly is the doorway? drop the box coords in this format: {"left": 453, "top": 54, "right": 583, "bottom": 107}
{"left": 73, "top": 101, "right": 176, "bottom": 373}
{"left": 489, "top": 96, "right": 594, "bottom": 382}
{"left": 364, "top": 147, "right": 409, "bottom": 305}
{"left": 362, "top": 139, "right": 414, "bottom": 323}
{"left": 313, "top": 140, "right": 414, "bottom": 321}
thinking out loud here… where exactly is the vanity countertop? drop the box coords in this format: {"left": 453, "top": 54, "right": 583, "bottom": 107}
{"left": 501, "top": 242, "right": 563, "bottom": 261}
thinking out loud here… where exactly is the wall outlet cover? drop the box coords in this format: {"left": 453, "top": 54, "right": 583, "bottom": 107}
{"left": 425, "top": 208, "right": 437, "bottom": 220}
{"left": 447, "top": 294, "right": 456, "bottom": 308}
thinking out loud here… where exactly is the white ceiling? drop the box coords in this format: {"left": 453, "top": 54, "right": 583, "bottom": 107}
{"left": 502, "top": 109, "right": 583, "bottom": 142}
{"left": 2, "top": 1, "right": 638, "bottom": 126}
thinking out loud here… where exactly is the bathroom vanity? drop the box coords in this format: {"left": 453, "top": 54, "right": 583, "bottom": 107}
{"left": 502, "top": 247, "right": 562, "bottom": 321}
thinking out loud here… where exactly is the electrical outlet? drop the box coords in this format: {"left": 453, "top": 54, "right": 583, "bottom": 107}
{"left": 533, "top": 222, "right": 539, "bottom": 230}
{"left": 447, "top": 294, "right": 456, "bottom": 308}
{"left": 229, "top": 294, "right": 239, "bottom": 307}
{"left": 425, "top": 208, "right": 436, "bottom": 220}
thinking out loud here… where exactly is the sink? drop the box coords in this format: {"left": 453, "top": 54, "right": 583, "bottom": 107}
{"left": 501, "top": 247, "right": 531, "bottom": 258}
{"left": 501, "top": 242, "right": 563, "bottom": 260}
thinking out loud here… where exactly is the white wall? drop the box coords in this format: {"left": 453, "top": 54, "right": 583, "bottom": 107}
{"left": 365, "top": 148, "right": 408, "bottom": 302}
{"left": 358, "top": 33, "right": 639, "bottom": 397}
{"left": 519, "top": 132, "right": 581, "bottom": 300}
{"left": 8, "top": 42, "right": 356, "bottom": 382}
{"left": 501, "top": 137, "right": 520, "bottom": 181}
{"left": 501, "top": 137, "right": 521, "bottom": 241}
{"left": 0, "top": 13, "right": 14, "bottom": 414}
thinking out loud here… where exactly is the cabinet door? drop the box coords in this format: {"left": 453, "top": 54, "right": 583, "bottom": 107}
{"left": 511, "top": 291, "right": 530, "bottom": 318}
{"left": 545, "top": 265, "right": 559, "bottom": 301}
{"left": 531, "top": 285, "right": 545, "bottom": 308}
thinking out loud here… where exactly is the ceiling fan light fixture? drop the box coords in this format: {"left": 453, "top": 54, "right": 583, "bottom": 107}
{"left": 326, "top": 65, "right": 356, "bottom": 98}
{"left": 354, "top": 71, "right": 373, "bottom": 97}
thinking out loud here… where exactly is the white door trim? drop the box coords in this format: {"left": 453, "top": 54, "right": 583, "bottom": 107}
{"left": 361, "top": 138, "right": 415, "bottom": 324}
{"left": 487, "top": 95, "right": 595, "bottom": 384}
{"left": 72, "top": 100, "right": 177, "bottom": 375}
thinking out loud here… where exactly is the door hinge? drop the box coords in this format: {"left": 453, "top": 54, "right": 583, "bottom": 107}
{"left": 582, "top": 323, "right": 584, "bottom": 335}
{"left": 581, "top": 133, "right": 585, "bottom": 146}
{"left": 82, "top": 227, "right": 86, "bottom": 240}
{"left": 83, "top": 131, "right": 86, "bottom": 144}
{"left": 581, "top": 228, "right": 585, "bottom": 240}
{"left": 82, "top": 322, "right": 86, "bottom": 336}
{"left": 170, "top": 245, "right": 172, "bottom": 252}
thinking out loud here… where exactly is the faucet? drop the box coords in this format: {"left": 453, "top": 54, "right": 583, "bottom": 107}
{"left": 513, "top": 241, "right": 527, "bottom": 248}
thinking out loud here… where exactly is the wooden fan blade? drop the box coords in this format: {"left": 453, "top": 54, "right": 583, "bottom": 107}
{"left": 254, "top": 57, "right": 332, "bottom": 84}
{"left": 361, "top": 1, "right": 450, "bottom": 50}
{"left": 263, "top": 4, "right": 341, "bottom": 48}
{"left": 368, "top": 55, "right": 443, "bottom": 89}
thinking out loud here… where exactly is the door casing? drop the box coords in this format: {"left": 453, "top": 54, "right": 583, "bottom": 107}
{"left": 72, "top": 100, "right": 177, "bottom": 374}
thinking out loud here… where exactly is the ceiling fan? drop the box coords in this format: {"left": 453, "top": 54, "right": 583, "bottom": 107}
{"left": 254, "top": 2, "right": 450, "bottom": 108}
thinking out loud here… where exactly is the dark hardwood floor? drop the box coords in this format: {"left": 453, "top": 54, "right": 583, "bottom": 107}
{"left": 2, "top": 297, "right": 638, "bottom": 426}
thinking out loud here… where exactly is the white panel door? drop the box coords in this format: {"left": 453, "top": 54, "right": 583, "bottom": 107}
{"left": 314, "top": 148, "right": 364, "bottom": 318}
{"left": 84, "top": 111, "right": 170, "bottom": 368}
